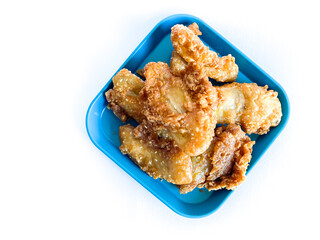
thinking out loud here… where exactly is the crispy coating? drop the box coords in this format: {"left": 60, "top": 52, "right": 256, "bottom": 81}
{"left": 105, "top": 69, "right": 145, "bottom": 123}
{"left": 140, "top": 61, "right": 218, "bottom": 156}
{"left": 187, "top": 22, "right": 202, "bottom": 36}
{"left": 205, "top": 124, "right": 254, "bottom": 181}
{"left": 106, "top": 73, "right": 282, "bottom": 135}
{"left": 171, "top": 24, "right": 214, "bottom": 64}
{"left": 205, "top": 55, "right": 239, "bottom": 83}
{"left": 179, "top": 145, "right": 212, "bottom": 194}
{"left": 216, "top": 82, "right": 282, "bottom": 134}
{"left": 170, "top": 22, "right": 202, "bottom": 77}
{"left": 138, "top": 22, "right": 203, "bottom": 81}
{"left": 170, "top": 50, "right": 188, "bottom": 76}
{"left": 180, "top": 124, "right": 255, "bottom": 194}
{"left": 119, "top": 124, "right": 192, "bottom": 185}
{"left": 103, "top": 22, "right": 282, "bottom": 194}
{"left": 171, "top": 50, "right": 238, "bottom": 83}
{"left": 200, "top": 124, "right": 254, "bottom": 191}
{"left": 171, "top": 23, "right": 238, "bottom": 82}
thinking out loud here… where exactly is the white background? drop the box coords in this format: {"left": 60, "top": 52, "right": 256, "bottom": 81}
{"left": 1, "top": 0, "right": 319, "bottom": 239}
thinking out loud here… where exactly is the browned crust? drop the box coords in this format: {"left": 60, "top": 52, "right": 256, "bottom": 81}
{"left": 102, "top": 22, "right": 282, "bottom": 194}
{"left": 187, "top": 22, "right": 202, "bottom": 36}
{"left": 140, "top": 61, "right": 217, "bottom": 156}
{"left": 106, "top": 71, "right": 282, "bottom": 136}
{"left": 171, "top": 23, "right": 238, "bottom": 82}
{"left": 105, "top": 69, "right": 145, "bottom": 123}
{"left": 216, "top": 82, "right": 282, "bottom": 134}
{"left": 170, "top": 50, "right": 188, "bottom": 77}
{"left": 119, "top": 124, "right": 192, "bottom": 185}
{"left": 180, "top": 124, "right": 255, "bottom": 194}
{"left": 201, "top": 141, "right": 254, "bottom": 191}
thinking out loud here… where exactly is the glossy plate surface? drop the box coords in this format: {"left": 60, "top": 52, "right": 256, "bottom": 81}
{"left": 86, "top": 14, "right": 290, "bottom": 218}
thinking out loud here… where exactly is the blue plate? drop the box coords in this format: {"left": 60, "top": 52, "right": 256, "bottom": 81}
{"left": 86, "top": 14, "right": 290, "bottom": 218}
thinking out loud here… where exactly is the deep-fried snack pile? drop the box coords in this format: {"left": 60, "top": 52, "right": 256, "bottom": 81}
{"left": 105, "top": 23, "right": 282, "bottom": 194}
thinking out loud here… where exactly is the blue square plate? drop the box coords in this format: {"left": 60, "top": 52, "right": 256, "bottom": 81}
{"left": 86, "top": 14, "right": 290, "bottom": 218}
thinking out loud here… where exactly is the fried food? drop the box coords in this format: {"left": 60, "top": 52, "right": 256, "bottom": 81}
{"left": 216, "top": 82, "right": 282, "bottom": 134}
{"left": 140, "top": 61, "right": 218, "bottom": 156}
{"left": 104, "top": 21, "right": 282, "bottom": 194}
{"left": 119, "top": 124, "right": 192, "bottom": 185}
{"left": 170, "top": 23, "right": 200, "bottom": 76}
{"left": 180, "top": 124, "right": 255, "bottom": 194}
{"left": 201, "top": 124, "right": 254, "bottom": 191}
{"left": 179, "top": 146, "right": 212, "bottom": 194}
{"left": 146, "top": 23, "right": 200, "bottom": 79}
{"left": 187, "top": 22, "right": 202, "bottom": 36}
{"left": 106, "top": 73, "right": 282, "bottom": 135}
{"left": 170, "top": 50, "right": 188, "bottom": 76}
{"left": 171, "top": 23, "right": 238, "bottom": 82}
{"left": 105, "top": 69, "right": 145, "bottom": 123}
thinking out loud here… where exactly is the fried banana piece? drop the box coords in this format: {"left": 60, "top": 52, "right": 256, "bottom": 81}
{"left": 140, "top": 22, "right": 199, "bottom": 81}
{"left": 140, "top": 61, "right": 217, "bottom": 156}
{"left": 105, "top": 69, "right": 145, "bottom": 123}
{"left": 170, "top": 22, "right": 201, "bottom": 76}
{"left": 200, "top": 124, "right": 255, "bottom": 191}
{"left": 171, "top": 23, "right": 238, "bottom": 82}
{"left": 119, "top": 124, "right": 192, "bottom": 185}
{"left": 216, "top": 82, "right": 282, "bottom": 135}
{"left": 180, "top": 124, "right": 255, "bottom": 194}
